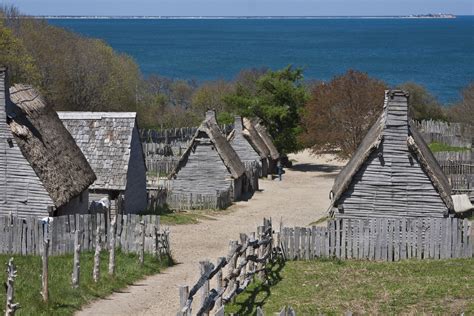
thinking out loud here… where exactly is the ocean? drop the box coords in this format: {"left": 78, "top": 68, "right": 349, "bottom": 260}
{"left": 48, "top": 17, "right": 474, "bottom": 103}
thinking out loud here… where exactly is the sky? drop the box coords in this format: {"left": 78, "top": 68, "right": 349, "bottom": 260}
{"left": 5, "top": 0, "right": 473, "bottom": 16}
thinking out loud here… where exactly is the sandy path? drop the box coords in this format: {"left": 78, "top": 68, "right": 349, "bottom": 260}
{"left": 76, "top": 151, "right": 344, "bottom": 316}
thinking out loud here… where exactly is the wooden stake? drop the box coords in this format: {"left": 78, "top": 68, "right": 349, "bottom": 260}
{"left": 72, "top": 230, "right": 81, "bottom": 289}
{"left": 93, "top": 226, "right": 101, "bottom": 283}
{"left": 108, "top": 215, "right": 117, "bottom": 276}
{"left": 5, "top": 258, "right": 20, "bottom": 316}
{"left": 41, "top": 239, "right": 49, "bottom": 302}
{"left": 139, "top": 221, "right": 145, "bottom": 266}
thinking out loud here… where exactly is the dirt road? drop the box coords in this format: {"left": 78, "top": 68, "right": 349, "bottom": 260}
{"left": 76, "top": 151, "right": 344, "bottom": 316}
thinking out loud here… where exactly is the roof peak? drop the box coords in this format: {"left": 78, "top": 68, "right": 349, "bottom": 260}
{"left": 57, "top": 111, "right": 137, "bottom": 120}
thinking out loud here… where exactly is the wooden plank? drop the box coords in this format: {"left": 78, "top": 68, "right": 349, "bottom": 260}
{"left": 335, "top": 219, "right": 341, "bottom": 259}
{"left": 347, "top": 221, "right": 352, "bottom": 259}
{"left": 462, "top": 219, "right": 469, "bottom": 258}
{"left": 416, "top": 219, "right": 423, "bottom": 259}
{"left": 341, "top": 220, "right": 346, "bottom": 260}
{"left": 456, "top": 218, "right": 462, "bottom": 258}
{"left": 306, "top": 228, "right": 311, "bottom": 260}
{"left": 394, "top": 218, "right": 400, "bottom": 261}
{"left": 375, "top": 219, "right": 381, "bottom": 261}
{"left": 440, "top": 218, "right": 447, "bottom": 259}
{"left": 446, "top": 217, "right": 452, "bottom": 259}
{"left": 324, "top": 226, "right": 330, "bottom": 257}
{"left": 311, "top": 226, "right": 317, "bottom": 259}
{"left": 381, "top": 218, "right": 387, "bottom": 261}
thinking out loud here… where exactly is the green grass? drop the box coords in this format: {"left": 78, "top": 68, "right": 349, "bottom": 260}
{"left": 428, "top": 142, "right": 470, "bottom": 153}
{"left": 141, "top": 204, "right": 233, "bottom": 225}
{"left": 0, "top": 251, "right": 172, "bottom": 315}
{"left": 226, "top": 258, "right": 474, "bottom": 315}
{"left": 308, "top": 216, "right": 328, "bottom": 226}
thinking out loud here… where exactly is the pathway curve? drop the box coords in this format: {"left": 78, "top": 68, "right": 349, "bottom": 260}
{"left": 76, "top": 151, "right": 343, "bottom": 316}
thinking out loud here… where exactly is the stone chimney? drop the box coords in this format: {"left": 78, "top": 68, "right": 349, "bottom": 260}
{"left": 205, "top": 109, "right": 217, "bottom": 124}
{"left": 234, "top": 116, "right": 243, "bottom": 133}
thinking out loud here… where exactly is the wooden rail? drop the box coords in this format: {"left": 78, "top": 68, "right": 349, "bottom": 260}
{"left": 177, "top": 218, "right": 275, "bottom": 316}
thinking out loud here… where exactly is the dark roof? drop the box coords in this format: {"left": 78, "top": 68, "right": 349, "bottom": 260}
{"left": 171, "top": 116, "right": 246, "bottom": 179}
{"left": 57, "top": 112, "right": 139, "bottom": 191}
{"left": 253, "top": 119, "right": 279, "bottom": 160}
{"left": 6, "top": 83, "right": 96, "bottom": 208}
{"left": 331, "top": 90, "right": 453, "bottom": 211}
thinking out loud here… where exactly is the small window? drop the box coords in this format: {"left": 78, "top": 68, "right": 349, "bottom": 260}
{"left": 7, "top": 138, "right": 13, "bottom": 148}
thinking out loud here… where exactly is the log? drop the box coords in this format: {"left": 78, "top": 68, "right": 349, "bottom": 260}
{"left": 109, "top": 216, "right": 117, "bottom": 276}
{"left": 93, "top": 226, "right": 101, "bottom": 283}
{"left": 5, "top": 258, "right": 20, "bottom": 316}
{"left": 41, "top": 239, "right": 49, "bottom": 302}
{"left": 72, "top": 229, "right": 81, "bottom": 289}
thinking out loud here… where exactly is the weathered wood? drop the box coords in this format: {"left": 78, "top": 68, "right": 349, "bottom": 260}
{"left": 93, "top": 226, "right": 101, "bottom": 283}
{"left": 139, "top": 221, "right": 146, "bottom": 266}
{"left": 108, "top": 216, "right": 117, "bottom": 276}
{"left": 199, "top": 260, "right": 212, "bottom": 316}
{"left": 178, "top": 285, "right": 190, "bottom": 316}
{"left": 72, "top": 229, "right": 81, "bottom": 289}
{"left": 41, "top": 238, "right": 49, "bottom": 302}
{"left": 5, "top": 258, "right": 20, "bottom": 316}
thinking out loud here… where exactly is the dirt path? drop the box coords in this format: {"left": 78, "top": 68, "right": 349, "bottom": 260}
{"left": 76, "top": 151, "right": 344, "bottom": 316}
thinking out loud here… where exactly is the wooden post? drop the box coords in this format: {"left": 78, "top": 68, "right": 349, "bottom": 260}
{"left": 257, "top": 226, "right": 265, "bottom": 281}
{"left": 216, "top": 257, "right": 225, "bottom": 309}
{"left": 178, "top": 285, "right": 190, "bottom": 316}
{"left": 93, "top": 226, "right": 101, "bottom": 283}
{"left": 108, "top": 215, "right": 117, "bottom": 276}
{"left": 41, "top": 238, "right": 49, "bottom": 302}
{"left": 139, "top": 221, "right": 145, "bottom": 266}
{"left": 200, "top": 260, "right": 211, "bottom": 316}
{"left": 5, "top": 258, "right": 20, "bottom": 316}
{"left": 72, "top": 229, "right": 81, "bottom": 289}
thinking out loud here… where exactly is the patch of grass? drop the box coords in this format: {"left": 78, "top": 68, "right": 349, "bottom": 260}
{"left": 227, "top": 258, "right": 474, "bottom": 314}
{"left": 428, "top": 142, "right": 470, "bottom": 153}
{"left": 141, "top": 204, "right": 229, "bottom": 225}
{"left": 308, "top": 216, "right": 328, "bottom": 226}
{"left": 0, "top": 251, "right": 172, "bottom": 315}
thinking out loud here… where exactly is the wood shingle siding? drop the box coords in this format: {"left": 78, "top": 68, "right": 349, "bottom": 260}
{"left": 332, "top": 90, "right": 452, "bottom": 219}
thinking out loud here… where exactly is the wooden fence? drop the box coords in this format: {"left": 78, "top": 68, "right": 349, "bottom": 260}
{"left": 0, "top": 214, "right": 170, "bottom": 256}
{"left": 167, "top": 190, "right": 233, "bottom": 211}
{"left": 415, "top": 120, "right": 473, "bottom": 148}
{"left": 177, "top": 218, "right": 274, "bottom": 316}
{"left": 281, "top": 217, "right": 473, "bottom": 261}
{"left": 212, "top": 305, "right": 296, "bottom": 316}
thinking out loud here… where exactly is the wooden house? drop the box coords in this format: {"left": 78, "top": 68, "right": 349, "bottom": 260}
{"left": 242, "top": 117, "right": 271, "bottom": 177}
{"left": 330, "top": 90, "right": 454, "bottom": 219}
{"left": 169, "top": 111, "right": 246, "bottom": 208}
{"left": 253, "top": 119, "right": 280, "bottom": 172}
{"left": 57, "top": 111, "right": 147, "bottom": 214}
{"left": 228, "top": 116, "right": 262, "bottom": 190}
{"left": 0, "top": 67, "right": 96, "bottom": 217}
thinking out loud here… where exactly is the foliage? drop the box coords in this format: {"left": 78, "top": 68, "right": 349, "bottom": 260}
{"left": 448, "top": 83, "right": 474, "bottom": 124}
{"left": 0, "top": 251, "right": 171, "bottom": 315}
{"left": 227, "top": 258, "right": 474, "bottom": 314}
{"left": 225, "top": 65, "right": 308, "bottom": 154}
{"left": 300, "top": 70, "right": 387, "bottom": 159}
{"left": 428, "top": 142, "right": 470, "bottom": 153}
{"left": 398, "top": 82, "right": 447, "bottom": 121}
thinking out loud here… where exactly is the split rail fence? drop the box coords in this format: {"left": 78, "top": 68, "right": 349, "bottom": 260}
{"left": 0, "top": 214, "right": 170, "bottom": 256}
{"left": 177, "top": 218, "right": 275, "bottom": 316}
{"left": 281, "top": 217, "right": 473, "bottom": 261}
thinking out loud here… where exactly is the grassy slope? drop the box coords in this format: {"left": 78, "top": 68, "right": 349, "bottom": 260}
{"left": 0, "top": 251, "right": 172, "bottom": 315}
{"left": 227, "top": 258, "right": 474, "bottom": 315}
{"left": 428, "top": 142, "right": 470, "bottom": 153}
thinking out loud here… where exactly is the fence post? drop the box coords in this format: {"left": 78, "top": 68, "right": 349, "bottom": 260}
{"left": 93, "top": 226, "right": 101, "bottom": 283}
{"left": 178, "top": 285, "right": 190, "bottom": 316}
{"left": 5, "top": 258, "right": 20, "bottom": 315}
{"left": 257, "top": 226, "right": 265, "bottom": 281}
{"left": 72, "top": 229, "right": 81, "bottom": 289}
{"left": 139, "top": 221, "right": 145, "bottom": 266}
{"left": 216, "top": 256, "right": 225, "bottom": 309}
{"left": 200, "top": 260, "right": 211, "bottom": 316}
{"left": 41, "top": 238, "right": 49, "bottom": 302}
{"left": 109, "top": 215, "right": 117, "bottom": 276}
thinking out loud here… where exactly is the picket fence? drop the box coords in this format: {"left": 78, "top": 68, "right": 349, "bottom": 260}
{"left": 0, "top": 214, "right": 169, "bottom": 256}
{"left": 167, "top": 190, "right": 232, "bottom": 210}
{"left": 281, "top": 217, "right": 473, "bottom": 261}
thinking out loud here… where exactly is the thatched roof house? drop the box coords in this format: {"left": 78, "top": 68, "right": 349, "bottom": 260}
{"left": 58, "top": 111, "right": 147, "bottom": 214}
{"left": 253, "top": 119, "right": 279, "bottom": 161}
{"left": 242, "top": 117, "right": 271, "bottom": 176}
{"left": 169, "top": 111, "right": 246, "bottom": 209}
{"left": 330, "top": 90, "right": 454, "bottom": 219}
{"left": 0, "top": 68, "right": 96, "bottom": 217}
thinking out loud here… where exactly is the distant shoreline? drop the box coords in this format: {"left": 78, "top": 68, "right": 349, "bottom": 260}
{"left": 34, "top": 15, "right": 458, "bottom": 20}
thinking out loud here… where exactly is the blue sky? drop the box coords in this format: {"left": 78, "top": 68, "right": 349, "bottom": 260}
{"left": 6, "top": 0, "right": 473, "bottom": 16}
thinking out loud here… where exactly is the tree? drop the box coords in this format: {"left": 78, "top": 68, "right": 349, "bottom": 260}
{"left": 397, "top": 82, "right": 446, "bottom": 121}
{"left": 225, "top": 65, "right": 308, "bottom": 154}
{"left": 448, "top": 83, "right": 474, "bottom": 124}
{"left": 300, "top": 70, "right": 387, "bottom": 159}
{"left": 191, "top": 80, "right": 235, "bottom": 117}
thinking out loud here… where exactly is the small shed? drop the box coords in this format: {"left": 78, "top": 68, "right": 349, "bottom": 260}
{"left": 242, "top": 117, "right": 271, "bottom": 177}
{"left": 169, "top": 111, "right": 246, "bottom": 209}
{"left": 253, "top": 119, "right": 280, "bottom": 172}
{"left": 228, "top": 116, "right": 262, "bottom": 191}
{"left": 57, "top": 111, "right": 147, "bottom": 214}
{"left": 0, "top": 67, "right": 96, "bottom": 217}
{"left": 330, "top": 90, "right": 454, "bottom": 219}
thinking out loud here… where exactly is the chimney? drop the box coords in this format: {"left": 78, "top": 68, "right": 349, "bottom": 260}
{"left": 205, "top": 109, "right": 217, "bottom": 124}
{"left": 234, "top": 116, "right": 243, "bottom": 132}
{"left": 0, "top": 67, "right": 8, "bottom": 135}
{"left": 384, "top": 89, "right": 409, "bottom": 137}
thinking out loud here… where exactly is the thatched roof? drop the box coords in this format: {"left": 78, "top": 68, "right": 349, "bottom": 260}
{"left": 253, "top": 119, "right": 279, "bottom": 160}
{"left": 330, "top": 90, "right": 453, "bottom": 211}
{"left": 242, "top": 117, "right": 271, "bottom": 159}
{"left": 170, "top": 115, "right": 246, "bottom": 179}
{"left": 6, "top": 84, "right": 96, "bottom": 208}
{"left": 58, "top": 112, "right": 141, "bottom": 191}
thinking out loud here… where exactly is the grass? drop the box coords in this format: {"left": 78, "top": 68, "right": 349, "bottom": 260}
{"left": 226, "top": 258, "right": 474, "bottom": 315}
{"left": 0, "top": 251, "right": 172, "bottom": 315}
{"left": 428, "top": 142, "right": 470, "bottom": 153}
{"left": 141, "top": 204, "right": 233, "bottom": 225}
{"left": 308, "top": 216, "right": 328, "bottom": 226}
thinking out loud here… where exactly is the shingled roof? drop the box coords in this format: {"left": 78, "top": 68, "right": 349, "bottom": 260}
{"left": 170, "top": 114, "right": 246, "bottom": 179}
{"left": 6, "top": 82, "right": 96, "bottom": 208}
{"left": 330, "top": 90, "right": 453, "bottom": 211}
{"left": 57, "top": 112, "right": 139, "bottom": 191}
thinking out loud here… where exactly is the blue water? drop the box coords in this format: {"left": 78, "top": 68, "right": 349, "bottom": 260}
{"left": 49, "top": 17, "right": 474, "bottom": 103}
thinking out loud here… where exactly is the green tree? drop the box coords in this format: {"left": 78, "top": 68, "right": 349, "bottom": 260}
{"left": 225, "top": 65, "right": 308, "bottom": 154}
{"left": 397, "top": 82, "right": 446, "bottom": 121}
